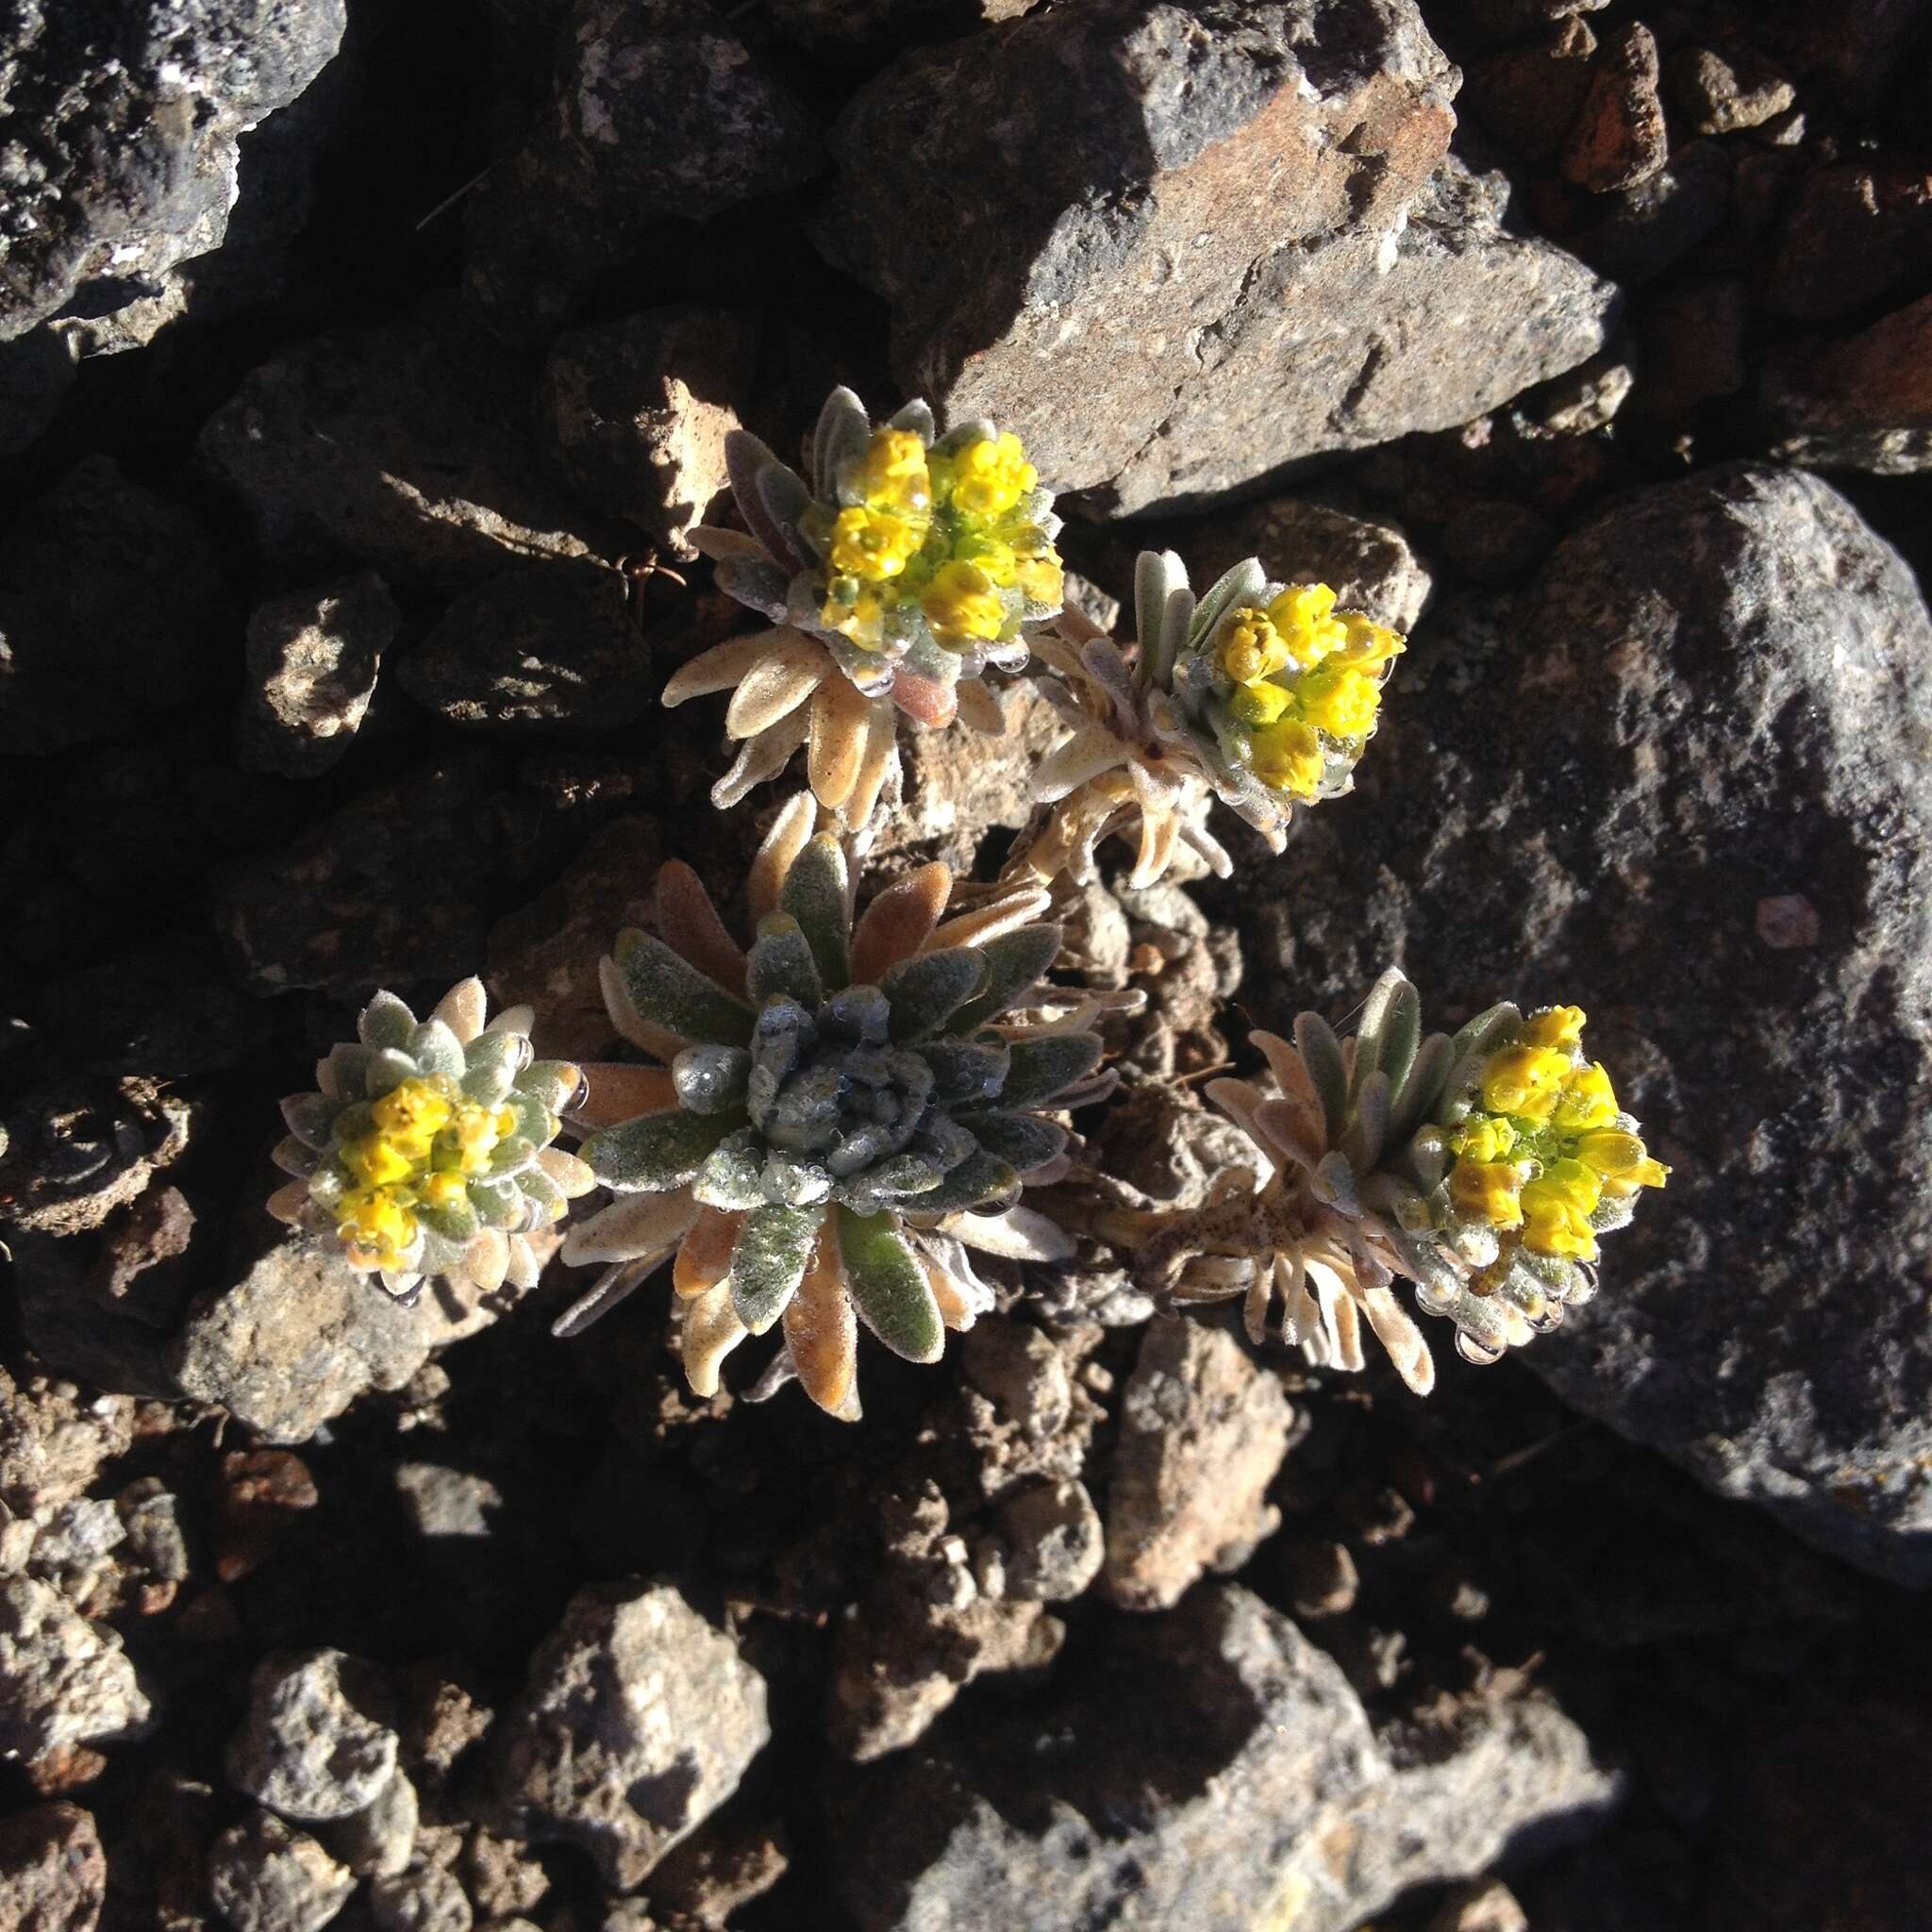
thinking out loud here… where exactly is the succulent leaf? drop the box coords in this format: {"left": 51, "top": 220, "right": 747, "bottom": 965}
{"left": 837, "top": 1207, "right": 943, "bottom": 1364}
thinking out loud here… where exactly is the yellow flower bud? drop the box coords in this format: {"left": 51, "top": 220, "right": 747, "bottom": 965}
{"left": 955, "top": 533, "right": 1018, "bottom": 587}
{"left": 828, "top": 506, "right": 923, "bottom": 582}
{"left": 1248, "top": 719, "right": 1325, "bottom": 799}
{"left": 419, "top": 1170, "right": 470, "bottom": 1212}
{"left": 1552, "top": 1061, "right": 1619, "bottom": 1134}
{"left": 346, "top": 1134, "right": 416, "bottom": 1188}
{"left": 1522, "top": 1006, "right": 1588, "bottom": 1051}
{"left": 1520, "top": 1177, "right": 1600, "bottom": 1262}
{"left": 945, "top": 433, "right": 1036, "bottom": 519}
{"left": 921, "top": 560, "right": 1007, "bottom": 645}
{"left": 1479, "top": 1044, "right": 1571, "bottom": 1123}
{"left": 858, "top": 428, "right": 931, "bottom": 515}
{"left": 1014, "top": 551, "right": 1064, "bottom": 606}
{"left": 1228, "top": 679, "right": 1293, "bottom": 725}
{"left": 1451, "top": 1158, "right": 1525, "bottom": 1229}
{"left": 1266, "top": 584, "right": 1347, "bottom": 666}
{"left": 1575, "top": 1130, "right": 1668, "bottom": 1189}
{"left": 1293, "top": 663, "right": 1382, "bottom": 741}
{"left": 372, "top": 1077, "right": 454, "bottom": 1146}
{"left": 1450, "top": 1115, "right": 1516, "bottom": 1164}
{"left": 1331, "top": 613, "right": 1405, "bottom": 672}
{"left": 1219, "top": 610, "right": 1291, "bottom": 685}
{"left": 337, "top": 1188, "right": 418, "bottom": 1269}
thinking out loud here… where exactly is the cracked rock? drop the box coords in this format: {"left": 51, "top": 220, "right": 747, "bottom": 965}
{"left": 1102, "top": 1316, "right": 1293, "bottom": 1610}
{"left": 834, "top": 1585, "right": 1618, "bottom": 1931}
{"left": 491, "top": 1580, "right": 769, "bottom": 1888}
{"left": 227, "top": 1649, "right": 401, "bottom": 1824}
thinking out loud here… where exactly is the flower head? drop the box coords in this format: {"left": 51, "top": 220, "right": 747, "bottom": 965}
{"left": 673, "top": 390, "right": 1064, "bottom": 829}
{"left": 1010, "top": 550, "right": 1404, "bottom": 891}
{"left": 269, "top": 979, "right": 594, "bottom": 1300}
{"left": 1133, "top": 971, "right": 1665, "bottom": 1390}
{"left": 553, "top": 795, "right": 1109, "bottom": 1420}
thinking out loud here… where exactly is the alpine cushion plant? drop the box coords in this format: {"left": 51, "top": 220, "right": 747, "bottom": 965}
{"left": 1012, "top": 550, "right": 1404, "bottom": 889}
{"left": 1130, "top": 972, "right": 1667, "bottom": 1391}
{"left": 668, "top": 388, "right": 1066, "bottom": 828}
{"left": 553, "top": 795, "right": 1109, "bottom": 1420}
{"left": 269, "top": 978, "right": 595, "bottom": 1300}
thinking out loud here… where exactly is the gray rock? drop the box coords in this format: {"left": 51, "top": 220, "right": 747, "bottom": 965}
{"left": 0, "top": 1374, "right": 133, "bottom": 1518}
{"left": 117, "top": 1478, "right": 191, "bottom": 1587}
{"left": 367, "top": 1858, "right": 472, "bottom": 1932}
{"left": 464, "top": 0, "right": 823, "bottom": 342}
{"left": 239, "top": 574, "right": 402, "bottom": 777}
{"left": 172, "top": 1235, "right": 515, "bottom": 1444}
{"left": 994, "top": 1480, "right": 1105, "bottom": 1603}
{"left": 318, "top": 1767, "right": 419, "bottom": 1880}
{"left": 1663, "top": 44, "right": 1796, "bottom": 136}
{"left": 215, "top": 756, "right": 500, "bottom": 994}
{"left": 834, "top": 1585, "right": 1619, "bottom": 1931}
{"left": 393, "top": 1465, "right": 502, "bottom": 1541}
{"left": 1762, "top": 296, "right": 1932, "bottom": 475}
{"left": 227, "top": 1649, "right": 401, "bottom": 1823}
{"left": 207, "top": 1811, "right": 356, "bottom": 1932}
{"left": 25, "top": 1499, "right": 124, "bottom": 1592}
{"left": 0, "top": 457, "right": 235, "bottom": 755}
{"left": 0, "top": 1574, "right": 151, "bottom": 1760}
{"left": 819, "top": 0, "right": 1457, "bottom": 512}
{"left": 0, "top": 1802, "right": 107, "bottom": 1932}
{"left": 491, "top": 1580, "right": 769, "bottom": 1888}
{"left": 0, "top": 1, "right": 346, "bottom": 346}
{"left": 1164, "top": 495, "right": 1432, "bottom": 631}
{"left": 538, "top": 307, "right": 758, "bottom": 554}
{"left": 396, "top": 565, "right": 651, "bottom": 737}
{"left": 1102, "top": 1316, "right": 1293, "bottom": 1610}
{"left": 199, "top": 318, "right": 615, "bottom": 593}
{"left": 823, "top": 8, "right": 1614, "bottom": 514}
{"left": 1246, "top": 462, "right": 1932, "bottom": 1583}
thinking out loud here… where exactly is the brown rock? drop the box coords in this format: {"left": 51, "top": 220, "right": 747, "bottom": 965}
{"left": 1763, "top": 295, "right": 1932, "bottom": 475}
{"left": 539, "top": 307, "right": 757, "bottom": 557}
{"left": 488, "top": 813, "right": 664, "bottom": 1062}
{"left": 1768, "top": 164, "right": 1932, "bottom": 324}
{"left": 1562, "top": 23, "right": 1669, "bottom": 194}
{"left": 1101, "top": 1317, "right": 1293, "bottom": 1610}
{"left": 1634, "top": 276, "right": 1748, "bottom": 421}
{"left": 1467, "top": 17, "right": 1598, "bottom": 164}
{"left": 1662, "top": 44, "right": 1795, "bottom": 135}
{"left": 0, "top": 1803, "right": 106, "bottom": 1932}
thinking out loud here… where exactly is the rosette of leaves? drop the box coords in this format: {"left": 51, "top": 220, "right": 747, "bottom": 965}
{"left": 668, "top": 388, "right": 1065, "bottom": 827}
{"left": 1129, "top": 971, "right": 1665, "bottom": 1390}
{"left": 553, "top": 796, "right": 1108, "bottom": 1420}
{"left": 1011, "top": 551, "right": 1404, "bottom": 889}
{"left": 270, "top": 978, "right": 593, "bottom": 1300}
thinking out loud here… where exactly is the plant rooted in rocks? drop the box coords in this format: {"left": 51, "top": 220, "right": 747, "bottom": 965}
{"left": 1124, "top": 972, "right": 1666, "bottom": 1391}
{"left": 669, "top": 388, "right": 1065, "bottom": 826}
{"left": 1012, "top": 551, "right": 1403, "bottom": 888}
{"left": 554, "top": 795, "right": 1112, "bottom": 1418}
{"left": 270, "top": 979, "right": 593, "bottom": 1299}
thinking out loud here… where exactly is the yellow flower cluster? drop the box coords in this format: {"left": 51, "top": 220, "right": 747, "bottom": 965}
{"left": 1445, "top": 1008, "right": 1667, "bottom": 1263}
{"left": 814, "top": 427, "right": 1063, "bottom": 652}
{"left": 332, "top": 1075, "right": 525, "bottom": 1272}
{"left": 1213, "top": 586, "right": 1404, "bottom": 800}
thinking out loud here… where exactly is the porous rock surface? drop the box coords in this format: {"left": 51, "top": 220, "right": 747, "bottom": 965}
{"left": 1249, "top": 462, "right": 1932, "bottom": 1584}
{"left": 822, "top": 3, "right": 1614, "bottom": 512}
{"left": 489, "top": 1580, "right": 770, "bottom": 1888}
{"left": 835, "top": 1585, "right": 1619, "bottom": 1931}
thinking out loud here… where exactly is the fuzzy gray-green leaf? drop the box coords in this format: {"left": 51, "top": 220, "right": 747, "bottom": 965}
{"left": 280, "top": 1092, "right": 340, "bottom": 1151}
{"left": 964, "top": 1110, "right": 1068, "bottom": 1174}
{"left": 729, "top": 1204, "right": 823, "bottom": 1334}
{"left": 997, "top": 1033, "right": 1103, "bottom": 1108}
{"left": 615, "top": 929, "right": 756, "bottom": 1048}
{"left": 358, "top": 991, "right": 415, "bottom": 1051}
{"left": 585, "top": 1108, "right": 748, "bottom": 1193}
{"left": 779, "top": 836, "right": 851, "bottom": 989}
{"left": 408, "top": 1020, "right": 465, "bottom": 1080}
{"left": 1294, "top": 1012, "right": 1348, "bottom": 1141}
{"left": 748, "top": 914, "right": 824, "bottom": 1010}
{"left": 883, "top": 947, "right": 987, "bottom": 1040}
{"left": 837, "top": 1207, "right": 943, "bottom": 1364}
{"left": 908, "top": 1149, "right": 1018, "bottom": 1215}
{"left": 946, "top": 924, "right": 1060, "bottom": 1033}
